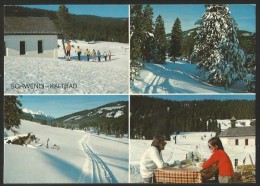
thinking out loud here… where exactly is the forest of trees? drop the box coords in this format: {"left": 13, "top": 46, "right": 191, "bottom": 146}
{"left": 5, "top": 5, "right": 129, "bottom": 43}
{"left": 130, "top": 96, "right": 255, "bottom": 140}
{"left": 130, "top": 4, "right": 256, "bottom": 92}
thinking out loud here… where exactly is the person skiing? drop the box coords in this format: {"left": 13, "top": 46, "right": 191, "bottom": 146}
{"left": 76, "top": 46, "right": 82, "bottom": 61}
{"left": 65, "top": 42, "right": 71, "bottom": 61}
{"left": 92, "top": 49, "right": 97, "bottom": 62}
{"left": 108, "top": 50, "right": 112, "bottom": 61}
{"left": 97, "top": 50, "right": 101, "bottom": 62}
{"left": 85, "top": 48, "right": 91, "bottom": 61}
{"left": 103, "top": 51, "right": 107, "bottom": 61}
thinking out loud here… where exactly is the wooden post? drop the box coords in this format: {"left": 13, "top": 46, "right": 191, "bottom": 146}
{"left": 249, "top": 154, "right": 256, "bottom": 181}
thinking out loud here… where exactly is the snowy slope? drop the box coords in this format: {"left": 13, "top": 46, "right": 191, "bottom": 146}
{"left": 4, "top": 120, "right": 129, "bottom": 183}
{"left": 130, "top": 60, "right": 248, "bottom": 94}
{"left": 4, "top": 40, "right": 129, "bottom": 94}
{"left": 130, "top": 131, "right": 255, "bottom": 183}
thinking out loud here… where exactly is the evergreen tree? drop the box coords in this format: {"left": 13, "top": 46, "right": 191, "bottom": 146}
{"left": 130, "top": 5, "right": 144, "bottom": 60}
{"left": 182, "top": 31, "right": 196, "bottom": 60}
{"left": 191, "top": 5, "right": 247, "bottom": 88}
{"left": 57, "top": 5, "right": 71, "bottom": 56}
{"left": 142, "top": 5, "right": 155, "bottom": 62}
{"left": 130, "top": 5, "right": 145, "bottom": 81}
{"left": 154, "top": 15, "right": 167, "bottom": 64}
{"left": 4, "top": 96, "right": 22, "bottom": 130}
{"left": 244, "top": 54, "right": 256, "bottom": 92}
{"left": 168, "top": 17, "right": 183, "bottom": 62}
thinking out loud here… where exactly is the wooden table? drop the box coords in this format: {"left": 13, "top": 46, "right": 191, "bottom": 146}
{"left": 154, "top": 165, "right": 202, "bottom": 183}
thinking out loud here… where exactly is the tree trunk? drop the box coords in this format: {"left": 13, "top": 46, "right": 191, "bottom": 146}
{"left": 61, "top": 34, "right": 66, "bottom": 57}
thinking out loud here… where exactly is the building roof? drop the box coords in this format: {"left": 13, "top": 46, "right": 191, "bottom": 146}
{"left": 230, "top": 116, "right": 236, "bottom": 121}
{"left": 4, "top": 17, "right": 62, "bottom": 35}
{"left": 219, "top": 126, "right": 255, "bottom": 137}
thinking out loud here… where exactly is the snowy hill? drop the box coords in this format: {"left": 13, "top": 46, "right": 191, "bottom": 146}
{"left": 4, "top": 39, "right": 129, "bottom": 94}
{"left": 4, "top": 120, "right": 129, "bottom": 183}
{"left": 53, "top": 101, "right": 128, "bottom": 123}
{"left": 53, "top": 101, "right": 128, "bottom": 128}
{"left": 130, "top": 60, "right": 248, "bottom": 93}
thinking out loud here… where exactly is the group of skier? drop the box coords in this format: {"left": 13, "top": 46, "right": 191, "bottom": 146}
{"left": 65, "top": 43, "right": 112, "bottom": 62}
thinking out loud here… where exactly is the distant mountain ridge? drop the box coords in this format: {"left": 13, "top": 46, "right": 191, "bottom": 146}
{"left": 53, "top": 101, "right": 127, "bottom": 125}
{"left": 166, "top": 28, "right": 255, "bottom": 55}
{"left": 52, "top": 101, "right": 128, "bottom": 136}
{"left": 21, "top": 108, "right": 55, "bottom": 124}
{"left": 166, "top": 27, "right": 255, "bottom": 38}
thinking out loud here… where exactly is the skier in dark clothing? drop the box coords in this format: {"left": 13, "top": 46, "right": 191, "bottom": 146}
{"left": 77, "top": 46, "right": 82, "bottom": 61}
{"left": 97, "top": 50, "right": 101, "bottom": 62}
{"left": 103, "top": 51, "right": 107, "bottom": 61}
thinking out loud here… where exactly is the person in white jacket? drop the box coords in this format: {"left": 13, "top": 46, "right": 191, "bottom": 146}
{"left": 140, "top": 135, "right": 169, "bottom": 183}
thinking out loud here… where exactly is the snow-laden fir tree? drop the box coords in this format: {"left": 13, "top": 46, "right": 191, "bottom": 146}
{"left": 130, "top": 5, "right": 144, "bottom": 61}
{"left": 244, "top": 53, "right": 255, "bottom": 92}
{"left": 169, "top": 17, "right": 183, "bottom": 62}
{"left": 154, "top": 15, "right": 167, "bottom": 64}
{"left": 130, "top": 5, "right": 145, "bottom": 81}
{"left": 4, "top": 96, "right": 22, "bottom": 131}
{"left": 191, "top": 5, "right": 247, "bottom": 88}
{"left": 142, "top": 5, "right": 155, "bottom": 62}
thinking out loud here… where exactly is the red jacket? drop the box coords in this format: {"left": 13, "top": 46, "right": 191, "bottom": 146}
{"left": 203, "top": 149, "right": 234, "bottom": 176}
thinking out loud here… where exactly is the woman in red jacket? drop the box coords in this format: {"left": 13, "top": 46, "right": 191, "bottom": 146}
{"left": 202, "top": 137, "right": 234, "bottom": 183}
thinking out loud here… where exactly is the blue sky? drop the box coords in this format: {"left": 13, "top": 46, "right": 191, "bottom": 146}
{"left": 20, "top": 4, "right": 255, "bottom": 32}
{"left": 19, "top": 95, "right": 129, "bottom": 118}
{"left": 151, "top": 4, "right": 256, "bottom": 33}
{"left": 21, "top": 5, "right": 129, "bottom": 18}
{"left": 147, "top": 94, "right": 255, "bottom": 101}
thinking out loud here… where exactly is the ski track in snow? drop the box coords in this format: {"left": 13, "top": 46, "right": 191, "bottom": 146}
{"left": 131, "top": 61, "right": 248, "bottom": 93}
{"left": 78, "top": 134, "right": 116, "bottom": 183}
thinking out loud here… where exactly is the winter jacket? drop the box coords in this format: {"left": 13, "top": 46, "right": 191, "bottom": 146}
{"left": 66, "top": 44, "right": 71, "bottom": 51}
{"left": 85, "top": 49, "right": 91, "bottom": 55}
{"left": 140, "top": 146, "right": 168, "bottom": 178}
{"left": 202, "top": 149, "right": 234, "bottom": 176}
{"left": 77, "top": 47, "right": 82, "bottom": 53}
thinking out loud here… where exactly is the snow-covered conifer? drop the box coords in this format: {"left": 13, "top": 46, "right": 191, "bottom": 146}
{"left": 130, "top": 5, "right": 144, "bottom": 60}
{"left": 191, "top": 5, "right": 247, "bottom": 88}
{"left": 142, "top": 5, "right": 155, "bottom": 62}
{"left": 244, "top": 54, "right": 255, "bottom": 92}
{"left": 169, "top": 18, "right": 183, "bottom": 62}
{"left": 4, "top": 96, "right": 22, "bottom": 130}
{"left": 154, "top": 15, "right": 167, "bottom": 64}
{"left": 130, "top": 5, "right": 145, "bottom": 81}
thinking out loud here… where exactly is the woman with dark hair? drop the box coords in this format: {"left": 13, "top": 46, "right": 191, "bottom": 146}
{"left": 202, "top": 137, "right": 234, "bottom": 183}
{"left": 140, "top": 135, "right": 169, "bottom": 183}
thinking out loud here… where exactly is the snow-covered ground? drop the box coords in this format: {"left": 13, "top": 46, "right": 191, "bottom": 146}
{"left": 4, "top": 120, "right": 129, "bottom": 183}
{"left": 4, "top": 40, "right": 129, "bottom": 94}
{"left": 130, "top": 131, "right": 255, "bottom": 183}
{"left": 130, "top": 60, "right": 249, "bottom": 94}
